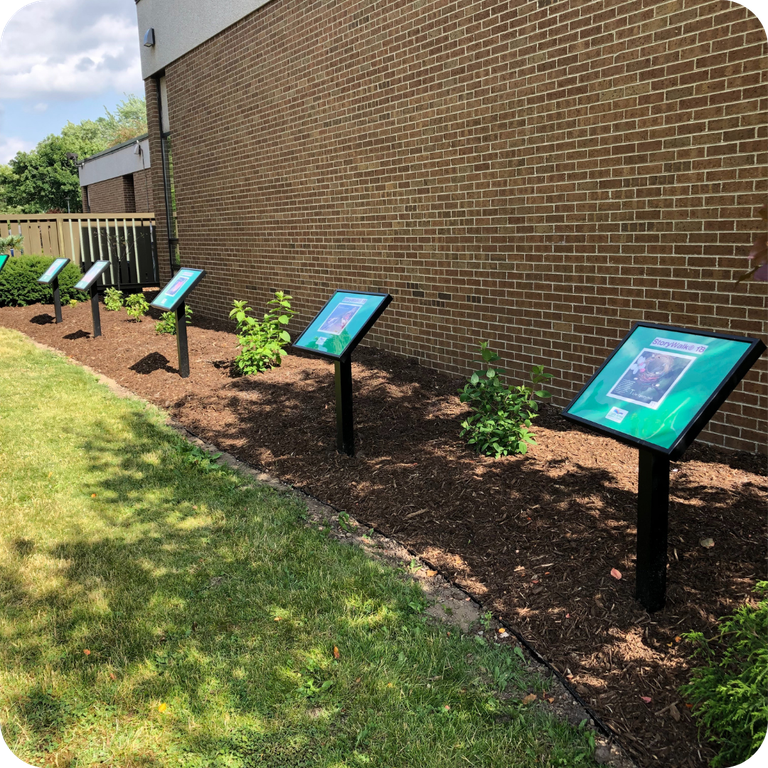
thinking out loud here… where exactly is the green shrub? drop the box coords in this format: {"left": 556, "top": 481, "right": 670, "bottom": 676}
{"left": 230, "top": 292, "right": 294, "bottom": 375}
{"left": 155, "top": 305, "right": 192, "bottom": 335}
{"left": 458, "top": 342, "right": 552, "bottom": 458}
{"left": 680, "top": 582, "right": 768, "bottom": 767}
{"left": 125, "top": 293, "right": 149, "bottom": 322}
{"left": 0, "top": 255, "right": 84, "bottom": 307}
{"left": 103, "top": 288, "right": 124, "bottom": 311}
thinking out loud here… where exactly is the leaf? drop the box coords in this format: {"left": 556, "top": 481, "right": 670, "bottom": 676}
{"left": 610, "top": 568, "right": 622, "bottom": 580}
{"left": 470, "top": 373, "right": 479, "bottom": 385}
{"left": 700, "top": 537, "right": 714, "bottom": 549}
{"left": 333, "top": 646, "right": 340, "bottom": 660}
{"left": 158, "top": 702, "right": 167, "bottom": 713}
{"left": 522, "top": 693, "right": 537, "bottom": 704}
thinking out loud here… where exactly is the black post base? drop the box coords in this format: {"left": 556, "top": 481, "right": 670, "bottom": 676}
{"left": 89, "top": 285, "right": 102, "bottom": 337}
{"left": 636, "top": 448, "right": 670, "bottom": 612}
{"left": 176, "top": 302, "right": 190, "bottom": 378}
{"left": 335, "top": 358, "right": 354, "bottom": 456}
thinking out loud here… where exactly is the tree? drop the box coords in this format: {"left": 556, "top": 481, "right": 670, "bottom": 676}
{"left": 0, "top": 95, "right": 147, "bottom": 213}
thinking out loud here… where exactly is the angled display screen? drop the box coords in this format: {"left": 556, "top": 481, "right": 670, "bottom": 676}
{"left": 150, "top": 268, "right": 206, "bottom": 312}
{"left": 37, "top": 258, "right": 70, "bottom": 284}
{"left": 75, "top": 260, "right": 110, "bottom": 291}
{"left": 293, "top": 290, "right": 392, "bottom": 360}
{"left": 563, "top": 323, "right": 765, "bottom": 459}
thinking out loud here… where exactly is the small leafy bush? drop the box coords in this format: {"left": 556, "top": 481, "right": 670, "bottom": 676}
{"left": 156, "top": 305, "right": 192, "bottom": 335}
{"left": 680, "top": 582, "right": 768, "bottom": 767}
{"left": 230, "top": 291, "right": 294, "bottom": 375}
{"left": 103, "top": 288, "right": 124, "bottom": 311}
{"left": 459, "top": 342, "right": 551, "bottom": 457}
{"left": 125, "top": 293, "right": 149, "bottom": 322}
{"left": 0, "top": 255, "right": 84, "bottom": 307}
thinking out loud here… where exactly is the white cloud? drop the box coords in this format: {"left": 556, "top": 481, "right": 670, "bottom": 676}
{"left": 0, "top": 135, "right": 35, "bottom": 164}
{"left": 0, "top": 0, "right": 143, "bottom": 101}
{"left": 28, "top": 103, "right": 49, "bottom": 113}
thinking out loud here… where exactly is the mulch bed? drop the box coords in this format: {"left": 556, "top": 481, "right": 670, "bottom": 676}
{"left": 2, "top": 299, "right": 766, "bottom": 768}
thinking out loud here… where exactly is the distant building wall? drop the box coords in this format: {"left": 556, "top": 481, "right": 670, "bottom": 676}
{"left": 144, "top": 0, "right": 768, "bottom": 454}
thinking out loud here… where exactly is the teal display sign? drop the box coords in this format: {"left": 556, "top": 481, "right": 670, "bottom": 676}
{"left": 150, "top": 268, "right": 205, "bottom": 312}
{"left": 75, "top": 260, "right": 110, "bottom": 291}
{"left": 0, "top": 254, "right": 9, "bottom": 273}
{"left": 37, "top": 258, "right": 69, "bottom": 284}
{"left": 563, "top": 323, "right": 765, "bottom": 458}
{"left": 293, "top": 290, "right": 392, "bottom": 359}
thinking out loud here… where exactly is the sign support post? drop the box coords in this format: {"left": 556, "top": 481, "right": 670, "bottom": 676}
{"left": 335, "top": 358, "right": 354, "bottom": 455}
{"left": 175, "top": 301, "right": 190, "bottom": 378}
{"left": 636, "top": 448, "right": 670, "bottom": 612}
{"left": 89, "top": 284, "right": 102, "bottom": 337}
{"left": 52, "top": 276, "right": 62, "bottom": 323}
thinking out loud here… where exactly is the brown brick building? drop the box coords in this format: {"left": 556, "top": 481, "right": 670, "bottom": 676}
{"left": 79, "top": 135, "right": 154, "bottom": 214}
{"left": 137, "top": 0, "right": 767, "bottom": 453}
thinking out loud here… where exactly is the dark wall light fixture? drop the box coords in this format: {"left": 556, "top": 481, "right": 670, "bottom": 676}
{"left": 143, "top": 28, "right": 155, "bottom": 47}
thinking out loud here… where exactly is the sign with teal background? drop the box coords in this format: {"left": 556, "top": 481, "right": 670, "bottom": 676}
{"left": 0, "top": 254, "right": 9, "bottom": 273}
{"left": 294, "top": 291, "right": 392, "bottom": 359}
{"left": 37, "top": 258, "right": 69, "bottom": 284}
{"left": 563, "top": 323, "right": 764, "bottom": 458}
{"left": 75, "top": 260, "right": 110, "bottom": 291}
{"left": 151, "top": 269, "right": 205, "bottom": 312}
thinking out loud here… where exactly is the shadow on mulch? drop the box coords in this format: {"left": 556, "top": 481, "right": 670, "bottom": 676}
{"left": 0, "top": 300, "right": 765, "bottom": 768}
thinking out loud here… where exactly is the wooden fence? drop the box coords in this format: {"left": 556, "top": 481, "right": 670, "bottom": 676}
{"left": 0, "top": 213, "right": 159, "bottom": 289}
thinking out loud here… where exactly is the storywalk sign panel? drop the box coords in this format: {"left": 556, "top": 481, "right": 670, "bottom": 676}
{"left": 564, "top": 322, "right": 765, "bottom": 612}
{"left": 150, "top": 268, "right": 205, "bottom": 313}
{"left": 563, "top": 323, "right": 765, "bottom": 460}
{"left": 37, "top": 258, "right": 70, "bottom": 284}
{"left": 294, "top": 290, "right": 393, "bottom": 456}
{"left": 293, "top": 291, "right": 392, "bottom": 360}
{"left": 75, "top": 260, "right": 110, "bottom": 292}
{"left": 0, "top": 254, "right": 9, "bottom": 274}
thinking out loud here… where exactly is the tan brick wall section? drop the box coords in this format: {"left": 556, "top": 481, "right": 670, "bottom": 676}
{"left": 82, "top": 169, "right": 153, "bottom": 214}
{"left": 148, "top": 0, "right": 768, "bottom": 454}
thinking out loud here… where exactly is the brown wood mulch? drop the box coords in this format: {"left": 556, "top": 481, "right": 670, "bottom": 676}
{"left": 1, "top": 300, "right": 765, "bottom": 768}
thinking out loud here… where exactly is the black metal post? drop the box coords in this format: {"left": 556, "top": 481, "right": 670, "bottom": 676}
{"left": 89, "top": 284, "right": 102, "bottom": 337}
{"left": 636, "top": 448, "right": 670, "bottom": 612}
{"left": 335, "top": 357, "right": 354, "bottom": 456}
{"left": 52, "top": 275, "right": 62, "bottom": 323}
{"left": 175, "top": 301, "right": 190, "bottom": 378}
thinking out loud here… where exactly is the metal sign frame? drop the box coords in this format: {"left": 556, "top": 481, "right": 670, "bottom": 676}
{"left": 293, "top": 290, "right": 393, "bottom": 363}
{"left": 562, "top": 322, "right": 765, "bottom": 461}
{"left": 150, "top": 268, "right": 206, "bottom": 314}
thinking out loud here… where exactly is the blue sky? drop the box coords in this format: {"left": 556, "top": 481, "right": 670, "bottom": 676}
{"left": 0, "top": 0, "right": 145, "bottom": 163}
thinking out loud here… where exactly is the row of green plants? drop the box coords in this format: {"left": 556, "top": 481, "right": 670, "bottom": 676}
{"left": 102, "top": 287, "right": 191, "bottom": 334}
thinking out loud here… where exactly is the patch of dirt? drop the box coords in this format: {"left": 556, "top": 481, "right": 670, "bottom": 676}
{"left": 2, "top": 300, "right": 766, "bottom": 768}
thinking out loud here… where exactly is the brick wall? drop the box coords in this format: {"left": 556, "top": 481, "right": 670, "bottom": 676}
{"left": 148, "top": 0, "right": 768, "bottom": 453}
{"left": 81, "top": 170, "right": 153, "bottom": 213}
{"left": 132, "top": 168, "right": 154, "bottom": 213}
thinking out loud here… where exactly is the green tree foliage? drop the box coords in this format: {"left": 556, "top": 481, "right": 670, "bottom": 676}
{"left": 0, "top": 95, "right": 148, "bottom": 214}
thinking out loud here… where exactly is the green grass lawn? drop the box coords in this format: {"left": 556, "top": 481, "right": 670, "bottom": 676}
{"left": 0, "top": 327, "right": 599, "bottom": 767}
